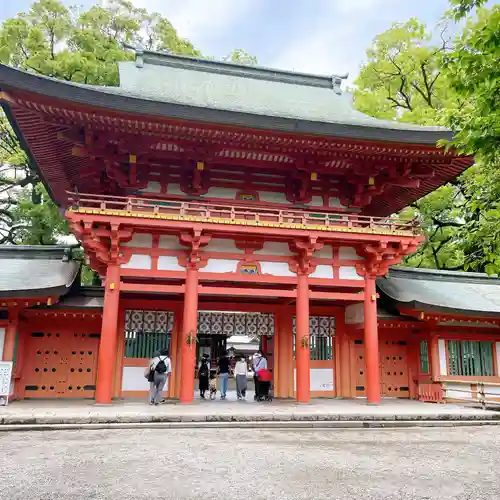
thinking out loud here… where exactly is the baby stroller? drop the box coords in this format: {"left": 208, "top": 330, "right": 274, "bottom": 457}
{"left": 256, "top": 368, "right": 273, "bottom": 402}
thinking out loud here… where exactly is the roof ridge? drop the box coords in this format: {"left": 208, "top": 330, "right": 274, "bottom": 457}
{"left": 387, "top": 265, "right": 499, "bottom": 284}
{"left": 125, "top": 44, "right": 348, "bottom": 92}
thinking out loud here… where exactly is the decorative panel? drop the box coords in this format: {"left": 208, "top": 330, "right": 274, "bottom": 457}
{"left": 124, "top": 310, "right": 174, "bottom": 358}
{"left": 292, "top": 316, "right": 335, "bottom": 360}
{"left": 197, "top": 312, "right": 274, "bottom": 337}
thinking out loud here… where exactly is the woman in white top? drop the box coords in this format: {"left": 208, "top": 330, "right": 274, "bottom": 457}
{"left": 146, "top": 348, "right": 172, "bottom": 405}
{"left": 234, "top": 355, "right": 248, "bottom": 400}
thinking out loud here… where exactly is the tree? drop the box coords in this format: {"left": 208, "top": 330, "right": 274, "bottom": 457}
{"left": 224, "top": 48, "right": 258, "bottom": 65}
{"left": 355, "top": 9, "right": 500, "bottom": 274}
{"left": 354, "top": 19, "right": 468, "bottom": 271}
{"left": 0, "top": 0, "right": 255, "bottom": 251}
{"left": 448, "top": 0, "right": 488, "bottom": 20}
{"left": 440, "top": 6, "right": 500, "bottom": 274}
{"left": 354, "top": 18, "right": 451, "bottom": 125}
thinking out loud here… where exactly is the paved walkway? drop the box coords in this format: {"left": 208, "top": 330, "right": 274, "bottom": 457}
{"left": 1, "top": 396, "right": 499, "bottom": 426}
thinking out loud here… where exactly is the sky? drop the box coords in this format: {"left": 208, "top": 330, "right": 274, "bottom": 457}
{"left": 1, "top": 0, "right": 453, "bottom": 82}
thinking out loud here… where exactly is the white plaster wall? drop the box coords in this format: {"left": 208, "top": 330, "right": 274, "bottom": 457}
{"left": 166, "top": 183, "right": 183, "bottom": 195}
{"left": 339, "top": 246, "right": 362, "bottom": 260}
{"left": 258, "top": 191, "right": 289, "bottom": 204}
{"left": 159, "top": 235, "right": 184, "bottom": 250}
{"left": 157, "top": 256, "right": 184, "bottom": 272}
{"left": 0, "top": 327, "right": 5, "bottom": 361}
{"left": 310, "top": 265, "right": 334, "bottom": 279}
{"left": 204, "top": 239, "right": 244, "bottom": 253}
{"left": 122, "top": 233, "right": 153, "bottom": 248}
{"left": 200, "top": 259, "right": 239, "bottom": 273}
{"left": 438, "top": 339, "right": 447, "bottom": 376}
{"left": 121, "top": 254, "right": 152, "bottom": 270}
{"left": 206, "top": 187, "right": 238, "bottom": 199}
{"left": 260, "top": 262, "right": 295, "bottom": 277}
{"left": 484, "top": 385, "right": 500, "bottom": 396}
{"left": 307, "top": 195, "right": 324, "bottom": 207}
{"left": 122, "top": 367, "right": 169, "bottom": 392}
{"left": 293, "top": 368, "right": 335, "bottom": 391}
{"left": 314, "top": 246, "right": 332, "bottom": 259}
{"left": 345, "top": 303, "right": 364, "bottom": 324}
{"left": 255, "top": 242, "right": 294, "bottom": 256}
{"left": 339, "top": 266, "right": 363, "bottom": 280}
{"left": 329, "top": 197, "right": 345, "bottom": 209}
{"left": 140, "top": 181, "right": 161, "bottom": 193}
{"left": 443, "top": 382, "right": 471, "bottom": 400}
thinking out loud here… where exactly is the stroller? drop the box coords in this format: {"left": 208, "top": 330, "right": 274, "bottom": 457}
{"left": 256, "top": 368, "right": 273, "bottom": 402}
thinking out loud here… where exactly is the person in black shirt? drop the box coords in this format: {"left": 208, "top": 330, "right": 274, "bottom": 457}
{"left": 217, "top": 351, "right": 231, "bottom": 400}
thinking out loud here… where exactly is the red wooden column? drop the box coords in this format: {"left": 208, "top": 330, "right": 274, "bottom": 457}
{"left": 296, "top": 271, "right": 311, "bottom": 403}
{"left": 2, "top": 309, "right": 19, "bottom": 361}
{"left": 364, "top": 276, "right": 380, "bottom": 404}
{"left": 95, "top": 264, "right": 121, "bottom": 404}
{"left": 179, "top": 265, "right": 199, "bottom": 403}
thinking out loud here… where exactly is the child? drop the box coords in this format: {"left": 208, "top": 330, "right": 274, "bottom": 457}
{"left": 209, "top": 370, "right": 217, "bottom": 400}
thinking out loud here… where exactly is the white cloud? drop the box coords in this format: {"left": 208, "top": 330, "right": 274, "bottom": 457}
{"left": 270, "top": 0, "right": 393, "bottom": 83}
{"left": 133, "top": 0, "right": 255, "bottom": 49}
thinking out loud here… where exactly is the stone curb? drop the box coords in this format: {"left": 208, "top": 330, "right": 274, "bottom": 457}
{"left": 1, "top": 412, "right": 500, "bottom": 425}
{"left": 1, "top": 419, "right": 500, "bottom": 432}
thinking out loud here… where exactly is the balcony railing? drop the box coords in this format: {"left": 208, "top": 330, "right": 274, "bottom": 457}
{"left": 67, "top": 192, "right": 422, "bottom": 236}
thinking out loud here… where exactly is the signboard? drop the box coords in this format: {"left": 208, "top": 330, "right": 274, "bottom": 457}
{"left": 293, "top": 368, "right": 335, "bottom": 392}
{"left": 0, "top": 361, "right": 13, "bottom": 406}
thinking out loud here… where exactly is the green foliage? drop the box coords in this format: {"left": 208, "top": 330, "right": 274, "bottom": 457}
{"left": 448, "top": 0, "right": 488, "bottom": 20}
{"left": 355, "top": 8, "right": 500, "bottom": 274}
{"left": 440, "top": 6, "right": 500, "bottom": 274}
{"left": 224, "top": 49, "right": 258, "bottom": 65}
{"left": 354, "top": 19, "right": 451, "bottom": 125}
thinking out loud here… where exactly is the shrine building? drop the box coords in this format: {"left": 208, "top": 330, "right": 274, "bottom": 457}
{"left": 1, "top": 48, "right": 497, "bottom": 406}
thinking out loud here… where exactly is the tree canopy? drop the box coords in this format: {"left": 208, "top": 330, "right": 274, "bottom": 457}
{"left": 355, "top": 6, "right": 500, "bottom": 274}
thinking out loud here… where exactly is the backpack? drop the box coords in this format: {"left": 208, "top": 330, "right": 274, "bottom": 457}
{"left": 199, "top": 360, "right": 209, "bottom": 378}
{"left": 155, "top": 356, "right": 168, "bottom": 374}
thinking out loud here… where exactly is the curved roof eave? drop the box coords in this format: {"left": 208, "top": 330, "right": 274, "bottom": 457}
{"left": 0, "top": 64, "right": 453, "bottom": 145}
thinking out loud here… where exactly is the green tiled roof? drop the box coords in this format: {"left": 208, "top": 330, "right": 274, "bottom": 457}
{"left": 117, "top": 49, "right": 448, "bottom": 135}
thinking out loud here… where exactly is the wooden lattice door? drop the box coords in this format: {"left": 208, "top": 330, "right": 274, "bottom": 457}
{"left": 351, "top": 338, "right": 410, "bottom": 398}
{"left": 380, "top": 340, "right": 409, "bottom": 398}
{"left": 23, "top": 330, "right": 99, "bottom": 398}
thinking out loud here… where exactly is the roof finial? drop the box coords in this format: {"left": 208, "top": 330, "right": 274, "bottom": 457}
{"left": 135, "top": 45, "right": 144, "bottom": 69}
{"left": 332, "top": 73, "right": 349, "bottom": 95}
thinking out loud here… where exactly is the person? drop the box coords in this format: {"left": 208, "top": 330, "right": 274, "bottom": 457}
{"left": 217, "top": 351, "right": 231, "bottom": 400}
{"left": 146, "top": 348, "right": 171, "bottom": 405}
{"left": 234, "top": 355, "right": 248, "bottom": 400}
{"left": 198, "top": 354, "right": 210, "bottom": 399}
{"left": 252, "top": 351, "right": 267, "bottom": 400}
{"left": 209, "top": 371, "right": 217, "bottom": 400}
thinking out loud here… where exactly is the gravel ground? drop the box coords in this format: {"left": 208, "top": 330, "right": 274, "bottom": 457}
{"left": 0, "top": 426, "right": 498, "bottom": 500}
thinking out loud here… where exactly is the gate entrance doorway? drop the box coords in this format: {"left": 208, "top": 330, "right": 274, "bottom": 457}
{"left": 196, "top": 311, "right": 275, "bottom": 366}
{"left": 194, "top": 311, "right": 275, "bottom": 399}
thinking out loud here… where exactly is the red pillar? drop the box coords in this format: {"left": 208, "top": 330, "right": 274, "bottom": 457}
{"left": 95, "top": 264, "right": 120, "bottom": 405}
{"left": 179, "top": 266, "right": 199, "bottom": 403}
{"left": 364, "top": 277, "right": 380, "bottom": 404}
{"left": 3, "top": 310, "right": 19, "bottom": 361}
{"left": 296, "top": 272, "right": 310, "bottom": 403}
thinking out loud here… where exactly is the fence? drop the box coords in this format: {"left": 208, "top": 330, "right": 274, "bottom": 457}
{"left": 67, "top": 191, "right": 421, "bottom": 235}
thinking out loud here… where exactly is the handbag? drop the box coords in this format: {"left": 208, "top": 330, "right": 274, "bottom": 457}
{"left": 144, "top": 364, "right": 155, "bottom": 382}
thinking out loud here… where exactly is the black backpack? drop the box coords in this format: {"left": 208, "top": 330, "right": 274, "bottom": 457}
{"left": 199, "top": 360, "right": 209, "bottom": 378}
{"left": 155, "top": 356, "right": 168, "bottom": 374}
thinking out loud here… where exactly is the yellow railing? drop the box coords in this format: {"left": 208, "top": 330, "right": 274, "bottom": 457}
{"left": 67, "top": 192, "right": 422, "bottom": 236}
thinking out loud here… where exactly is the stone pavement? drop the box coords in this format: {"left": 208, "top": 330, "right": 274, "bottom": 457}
{"left": 1, "top": 396, "right": 499, "bottom": 427}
